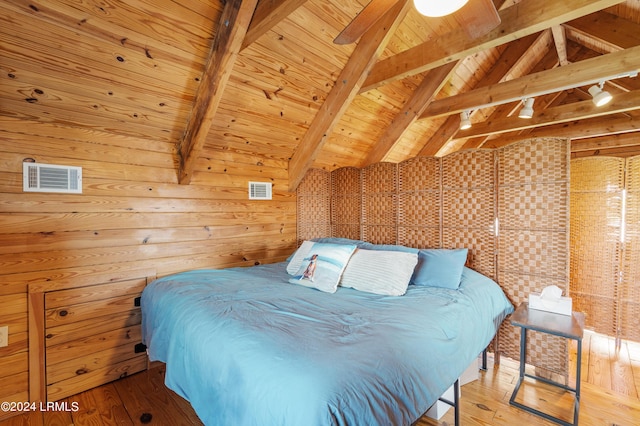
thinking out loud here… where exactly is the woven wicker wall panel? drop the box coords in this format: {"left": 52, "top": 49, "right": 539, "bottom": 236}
{"left": 443, "top": 229, "right": 495, "bottom": 279}
{"left": 398, "top": 226, "right": 441, "bottom": 249}
{"left": 443, "top": 188, "right": 495, "bottom": 228}
{"left": 362, "top": 162, "right": 398, "bottom": 193}
{"left": 331, "top": 224, "right": 361, "bottom": 241}
{"left": 570, "top": 157, "right": 625, "bottom": 337}
{"left": 331, "top": 167, "right": 361, "bottom": 194}
{"left": 297, "top": 168, "right": 331, "bottom": 195}
{"left": 621, "top": 156, "right": 640, "bottom": 341}
{"left": 398, "top": 157, "right": 442, "bottom": 248}
{"left": 442, "top": 149, "right": 496, "bottom": 279}
{"left": 498, "top": 137, "right": 568, "bottom": 186}
{"left": 497, "top": 271, "right": 570, "bottom": 377}
{"left": 570, "top": 192, "right": 621, "bottom": 334}
{"left": 498, "top": 230, "right": 568, "bottom": 278}
{"left": 362, "top": 163, "right": 398, "bottom": 245}
{"left": 362, "top": 225, "right": 397, "bottom": 245}
{"left": 331, "top": 167, "right": 362, "bottom": 240}
{"left": 399, "top": 156, "right": 441, "bottom": 191}
{"left": 570, "top": 157, "right": 625, "bottom": 192}
{"left": 331, "top": 195, "right": 361, "bottom": 225}
{"left": 442, "top": 149, "right": 494, "bottom": 189}
{"left": 398, "top": 192, "right": 440, "bottom": 226}
{"left": 498, "top": 182, "right": 568, "bottom": 230}
{"left": 497, "top": 138, "right": 570, "bottom": 376}
{"left": 296, "top": 169, "right": 331, "bottom": 245}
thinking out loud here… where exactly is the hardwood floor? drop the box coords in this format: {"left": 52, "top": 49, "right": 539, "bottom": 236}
{"left": 2, "top": 331, "right": 639, "bottom": 425}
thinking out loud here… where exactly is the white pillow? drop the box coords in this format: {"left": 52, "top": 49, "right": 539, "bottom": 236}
{"left": 286, "top": 240, "right": 315, "bottom": 275}
{"left": 340, "top": 249, "right": 418, "bottom": 296}
{"left": 287, "top": 241, "right": 357, "bottom": 293}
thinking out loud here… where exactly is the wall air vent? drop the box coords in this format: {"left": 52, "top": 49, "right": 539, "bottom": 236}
{"left": 23, "top": 162, "right": 82, "bottom": 194}
{"left": 248, "top": 181, "right": 272, "bottom": 200}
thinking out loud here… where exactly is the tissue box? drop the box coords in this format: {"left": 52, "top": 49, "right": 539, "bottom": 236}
{"left": 529, "top": 293, "right": 572, "bottom": 316}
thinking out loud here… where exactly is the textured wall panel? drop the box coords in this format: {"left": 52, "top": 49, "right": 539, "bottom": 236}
{"left": 296, "top": 169, "right": 331, "bottom": 245}
{"left": 498, "top": 138, "right": 570, "bottom": 378}
{"left": 442, "top": 149, "right": 495, "bottom": 278}
{"left": 362, "top": 163, "right": 398, "bottom": 244}
{"left": 621, "top": 156, "right": 640, "bottom": 341}
{"left": 398, "top": 157, "right": 441, "bottom": 248}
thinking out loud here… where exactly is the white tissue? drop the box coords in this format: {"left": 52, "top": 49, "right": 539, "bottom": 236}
{"left": 540, "top": 285, "right": 563, "bottom": 301}
{"left": 529, "top": 285, "right": 572, "bottom": 315}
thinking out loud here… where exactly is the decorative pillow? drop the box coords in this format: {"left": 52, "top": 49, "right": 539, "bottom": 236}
{"left": 311, "top": 237, "right": 372, "bottom": 249}
{"left": 286, "top": 240, "right": 316, "bottom": 275}
{"left": 412, "top": 248, "right": 468, "bottom": 289}
{"left": 340, "top": 249, "right": 418, "bottom": 296}
{"left": 288, "top": 242, "right": 357, "bottom": 293}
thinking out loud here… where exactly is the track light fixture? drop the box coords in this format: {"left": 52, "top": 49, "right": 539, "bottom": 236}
{"left": 459, "top": 110, "right": 472, "bottom": 130}
{"left": 518, "top": 98, "right": 535, "bottom": 119}
{"left": 413, "top": 0, "right": 469, "bottom": 17}
{"left": 588, "top": 81, "right": 612, "bottom": 107}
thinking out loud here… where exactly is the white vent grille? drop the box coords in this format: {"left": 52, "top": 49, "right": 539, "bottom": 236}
{"left": 249, "top": 181, "right": 272, "bottom": 200}
{"left": 23, "top": 163, "right": 82, "bottom": 194}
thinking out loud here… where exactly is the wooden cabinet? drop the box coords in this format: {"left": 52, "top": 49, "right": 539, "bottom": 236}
{"left": 28, "top": 269, "right": 156, "bottom": 402}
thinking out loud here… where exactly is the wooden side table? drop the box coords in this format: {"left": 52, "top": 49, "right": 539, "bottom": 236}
{"left": 509, "top": 302, "right": 584, "bottom": 426}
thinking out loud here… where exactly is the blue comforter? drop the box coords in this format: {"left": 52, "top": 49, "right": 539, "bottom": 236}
{"left": 141, "top": 262, "right": 513, "bottom": 426}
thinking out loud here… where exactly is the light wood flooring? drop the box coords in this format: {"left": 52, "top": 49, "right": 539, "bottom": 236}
{"left": 2, "top": 331, "right": 639, "bottom": 425}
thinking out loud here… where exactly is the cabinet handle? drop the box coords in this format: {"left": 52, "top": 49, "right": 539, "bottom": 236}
{"left": 76, "top": 368, "right": 88, "bottom": 375}
{"left": 59, "top": 310, "right": 68, "bottom": 317}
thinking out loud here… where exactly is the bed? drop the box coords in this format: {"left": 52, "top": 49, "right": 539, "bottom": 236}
{"left": 141, "top": 240, "right": 513, "bottom": 426}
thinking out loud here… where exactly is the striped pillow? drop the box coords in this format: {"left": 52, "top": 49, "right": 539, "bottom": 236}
{"left": 340, "top": 249, "right": 418, "bottom": 296}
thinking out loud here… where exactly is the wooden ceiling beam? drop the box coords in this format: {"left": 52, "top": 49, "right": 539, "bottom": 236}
{"left": 361, "top": 62, "right": 458, "bottom": 166}
{"left": 571, "top": 132, "right": 640, "bottom": 157}
{"left": 178, "top": 0, "right": 259, "bottom": 185}
{"left": 419, "top": 44, "right": 640, "bottom": 120}
{"left": 456, "top": 89, "right": 640, "bottom": 139}
{"left": 482, "top": 113, "right": 640, "bottom": 149}
{"left": 564, "top": 10, "right": 640, "bottom": 52}
{"left": 360, "top": 0, "right": 626, "bottom": 92}
{"left": 241, "top": 0, "right": 310, "bottom": 50}
{"left": 419, "top": 32, "right": 544, "bottom": 156}
{"left": 572, "top": 144, "right": 640, "bottom": 158}
{"left": 463, "top": 43, "right": 570, "bottom": 149}
{"left": 551, "top": 25, "right": 569, "bottom": 66}
{"left": 287, "top": 0, "right": 411, "bottom": 192}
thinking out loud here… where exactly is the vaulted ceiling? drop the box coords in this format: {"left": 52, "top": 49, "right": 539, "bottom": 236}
{"left": 2, "top": 0, "right": 640, "bottom": 191}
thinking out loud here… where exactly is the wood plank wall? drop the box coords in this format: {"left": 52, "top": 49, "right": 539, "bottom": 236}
{"left": 0, "top": 117, "right": 297, "bottom": 415}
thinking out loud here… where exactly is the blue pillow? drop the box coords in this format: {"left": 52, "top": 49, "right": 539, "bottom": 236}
{"left": 412, "top": 248, "right": 469, "bottom": 289}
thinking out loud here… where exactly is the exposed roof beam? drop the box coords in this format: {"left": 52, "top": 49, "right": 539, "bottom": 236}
{"left": 419, "top": 44, "right": 640, "bottom": 120}
{"left": 564, "top": 10, "right": 640, "bottom": 52}
{"left": 361, "top": 62, "right": 458, "bottom": 166}
{"left": 287, "top": 0, "right": 411, "bottom": 192}
{"left": 418, "top": 32, "right": 544, "bottom": 156}
{"left": 551, "top": 25, "right": 569, "bottom": 66}
{"left": 178, "top": 0, "right": 259, "bottom": 185}
{"left": 455, "top": 89, "right": 640, "bottom": 139}
{"left": 482, "top": 113, "right": 640, "bottom": 149}
{"left": 572, "top": 132, "right": 640, "bottom": 157}
{"left": 241, "top": 0, "right": 309, "bottom": 50}
{"left": 360, "top": 0, "right": 626, "bottom": 92}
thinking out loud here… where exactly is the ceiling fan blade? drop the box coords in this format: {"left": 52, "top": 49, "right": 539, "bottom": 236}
{"left": 454, "top": 0, "right": 501, "bottom": 39}
{"left": 334, "top": 0, "right": 401, "bottom": 45}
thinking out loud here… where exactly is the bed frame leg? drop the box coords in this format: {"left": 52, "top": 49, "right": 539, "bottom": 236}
{"left": 453, "top": 378, "right": 460, "bottom": 426}
{"left": 481, "top": 348, "right": 488, "bottom": 371}
{"left": 436, "top": 378, "right": 460, "bottom": 426}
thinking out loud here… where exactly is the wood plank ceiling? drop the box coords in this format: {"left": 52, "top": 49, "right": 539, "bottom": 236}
{"left": 2, "top": 0, "right": 640, "bottom": 190}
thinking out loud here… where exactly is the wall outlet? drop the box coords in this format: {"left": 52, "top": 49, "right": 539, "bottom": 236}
{"left": 0, "top": 325, "right": 8, "bottom": 347}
